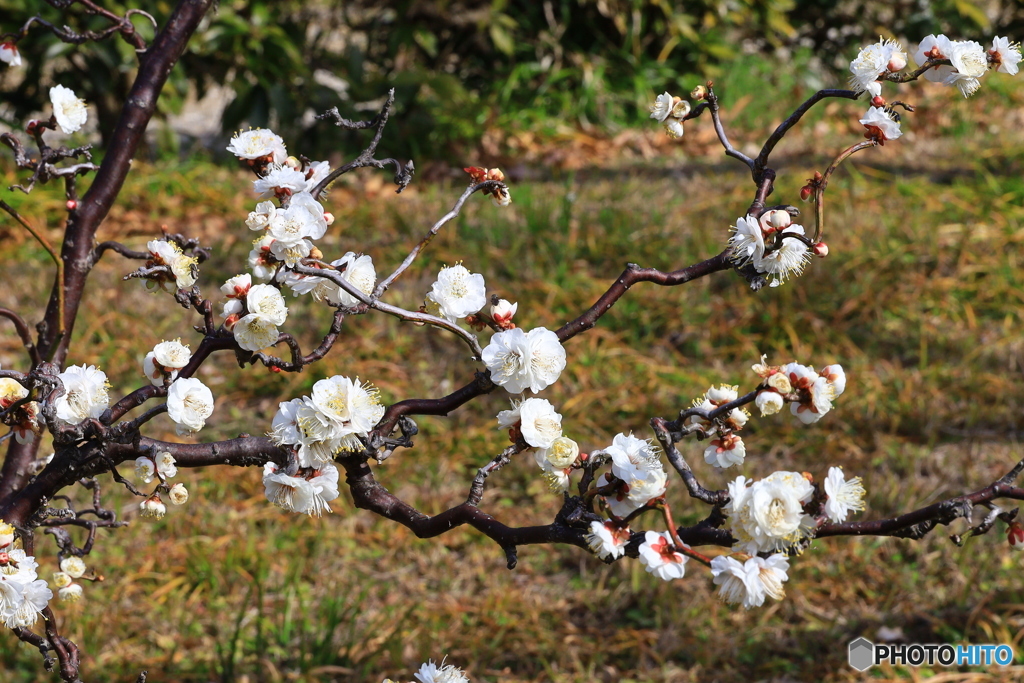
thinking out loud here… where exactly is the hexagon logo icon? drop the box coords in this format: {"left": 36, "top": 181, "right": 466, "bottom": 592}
{"left": 848, "top": 637, "right": 874, "bottom": 672}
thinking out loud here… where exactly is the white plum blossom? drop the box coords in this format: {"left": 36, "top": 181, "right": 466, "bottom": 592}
{"left": 781, "top": 362, "right": 838, "bottom": 424}
{"left": 597, "top": 433, "right": 668, "bottom": 517}
{"left": 704, "top": 433, "right": 746, "bottom": 469}
{"left": 482, "top": 327, "right": 566, "bottom": 394}
{"left": 663, "top": 118, "right": 684, "bottom": 139}
{"left": 0, "top": 42, "right": 21, "bottom": 66}
{"left": 263, "top": 463, "right": 313, "bottom": 513}
{"left": 820, "top": 364, "right": 846, "bottom": 397}
{"left": 517, "top": 398, "right": 563, "bottom": 448}
{"left": 143, "top": 339, "right": 191, "bottom": 385}
{"left": 990, "top": 37, "right": 1022, "bottom": 75}
{"left": 425, "top": 264, "right": 487, "bottom": 323}
{"left": 638, "top": 531, "right": 688, "bottom": 581}
{"left": 227, "top": 128, "right": 287, "bottom": 164}
{"left": 849, "top": 38, "right": 907, "bottom": 90}
{"left": 262, "top": 462, "right": 340, "bottom": 516}
{"left": 649, "top": 92, "right": 674, "bottom": 122}
{"left": 254, "top": 164, "right": 308, "bottom": 198}
{"left": 711, "top": 553, "right": 790, "bottom": 608}
{"left": 755, "top": 390, "right": 784, "bottom": 416}
{"left": 308, "top": 376, "right": 386, "bottom": 452}
{"left": 247, "top": 235, "right": 277, "bottom": 280}
{"left": 270, "top": 377, "right": 386, "bottom": 465}
{"left": 246, "top": 201, "right": 276, "bottom": 231}
{"left": 823, "top": 466, "right": 866, "bottom": 523}
{"left": 166, "top": 377, "right": 214, "bottom": 435}
{"left": 757, "top": 224, "right": 811, "bottom": 286}
{"left": 726, "top": 472, "right": 815, "bottom": 554}
{"left": 234, "top": 284, "right": 288, "bottom": 351}
{"left": 54, "top": 365, "right": 109, "bottom": 426}
{"left": 945, "top": 40, "right": 988, "bottom": 97}
{"left": 58, "top": 583, "right": 83, "bottom": 603}
{"left": 221, "top": 273, "right": 252, "bottom": 299}
{"left": 706, "top": 384, "right": 738, "bottom": 405}
{"left": 155, "top": 451, "right": 177, "bottom": 479}
{"left": 140, "top": 495, "right": 166, "bottom": 519}
{"left": 134, "top": 457, "right": 156, "bottom": 483}
{"left": 49, "top": 85, "right": 88, "bottom": 134}
{"left": 304, "top": 160, "right": 332, "bottom": 195}
{"left": 59, "top": 557, "right": 86, "bottom": 579}
{"left": 541, "top": 436, "right": 579, "bottom": 469}
{"left": 587, "top": 520, "right": 630, "bottom": 560}
{"left": 413, "top": 659, "right": 470, "bottom": 683}
{"left": 147, "top": 239, "right": 198, "bottom": 289}
{"left": 287, "top": 252, "right": 376, "bottom": 306}
{"left": 0, "top": 552, "right": 52, "bottom": 628}
{"left": 915, "top": 34, "right": 955, "bottom": 82}
{"left": 727, "top": 215, "right": 766, "bottom": 266}
{"left": 266, "top": 202, "right": 325, "bottom": 267}
{"left": 168, "top": 482, "right": 189, "bottom": 505}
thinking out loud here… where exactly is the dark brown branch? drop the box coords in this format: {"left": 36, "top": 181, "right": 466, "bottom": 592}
{"left": 0, "top": 307, "right": 40, "bottom": 365}
{"left": 555, "top": 252, "right": 732, "bottom": 343}
{"left": 752, "top": 89, "right": 860, "bottom": 182}
{"left": 817, "top": 483, "right": 1024, "bottom": 540}
{"left": 93, "top": 241, "right": 150, "bottom": 261}
{"left": 341, "top": 458, "right": 588, "bottom": 569}
{"left": 312, "top": 89, "right": 414, "bottom": 197}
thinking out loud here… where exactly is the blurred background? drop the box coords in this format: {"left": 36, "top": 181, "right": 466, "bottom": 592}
{"left": 2, "top": 1, "right": 1024, "bottom": 681}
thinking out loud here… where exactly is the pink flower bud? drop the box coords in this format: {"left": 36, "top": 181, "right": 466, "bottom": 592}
{"left": 800, "top": 186, "right": 812, "bottom": 201}
{"left": 887, "top": 54, "right": 907, "bottom": 72}
{"left": 323, "top": 212, "right": 335, "bottom": 225}
{"left": 871, "top": 95, "right": 886, "bottom": 107}
{"left": 1008, "top": 523, "right": 1024, "bottom": 551}
{"left": 66, "top": 199, "right": 78, "bottom": 211}
{"left": 812, "top": 242, "right": 829, "bottom": 257}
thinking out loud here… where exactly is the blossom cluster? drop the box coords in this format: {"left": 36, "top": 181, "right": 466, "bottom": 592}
{"left": 270, "top": 375, "right": 386, "bottom": 465}
{"left": 0, "top": 526, "right": 52, "bottom": 628}
{"left": 497, "top": 397, "right": 580, "bottom": 492}
{"left": 648, "top": 91, "right": 691, "bottom": 138}
{"left": 146, "top": 239, "right": 199, "bottom": 291}
{"left": 727, "top": 209, "right": 810, "bottom": 287}
{"left": 751, "top": 357, "right": 845, "bottom": 423}
{"left": 134, "top": 450, "right": 190, "bottom": 519}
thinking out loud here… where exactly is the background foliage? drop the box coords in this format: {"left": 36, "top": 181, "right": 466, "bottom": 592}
{"left": 2, "top": 0, "right": 1021, "bottom": 161}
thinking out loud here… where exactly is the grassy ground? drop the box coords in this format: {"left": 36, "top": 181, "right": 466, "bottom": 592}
{"left": 2, "top": 77, "right": 1024, "bottom": 682}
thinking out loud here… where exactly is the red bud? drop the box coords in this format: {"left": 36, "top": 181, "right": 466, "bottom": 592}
{"left": 800, "top": 186, "right": 812, "bottom": 201}
{"left": 813, "top": 242, "right": 829, "bottom": 258}
{"left": 1008, "top": 522, "right": 1024, "bottom": 551}
{"left": 66, "top": 199, "right": 78, "bottom": 211}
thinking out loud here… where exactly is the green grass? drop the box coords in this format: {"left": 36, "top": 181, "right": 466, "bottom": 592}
{"left": 2, "top": 81, "right": 1024, "bottom": 682}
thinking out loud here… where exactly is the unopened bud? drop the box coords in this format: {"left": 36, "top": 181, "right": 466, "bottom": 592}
{"left": 323, "top": 212, "right": 335, "bottom": 225}
{"left": 25, "top": 119, "right": 38, "bottom": 133}
{"left": 309, "top": 246, "right": 323, "bottom": 261}
{"left": 871, "top": 95, "right": 886, "bottom": 107}
{"left": 284, "top": 156, "right": 301, "bottom": 169}
{"left": 690, "top": 85, "right": 707, "bottom": 100}
{"left": 671, "top": 99, "right": 691, "bottom": 119}
{"left": 224, "top": 313, "right": 240, "bottom": 330}
{"left": 65, "top": 199, "right": 78, "bottom": 211}
{"left": 887, "top": 54, "right": 907, "bottom": 72}
{"left": 813, "top": 242, "right": 829, "bottom": 258}
{"left": 761, "top": 209, "right": 792, "bottom": 231}
{"left": 1008, "top": 522, "right": 1024, "bottom": 551}
{"left": 490, "top": 298, "right": 518, "bottom": 329}
{"left": 800, "top": 186, "right": 812, "bottom": 201}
